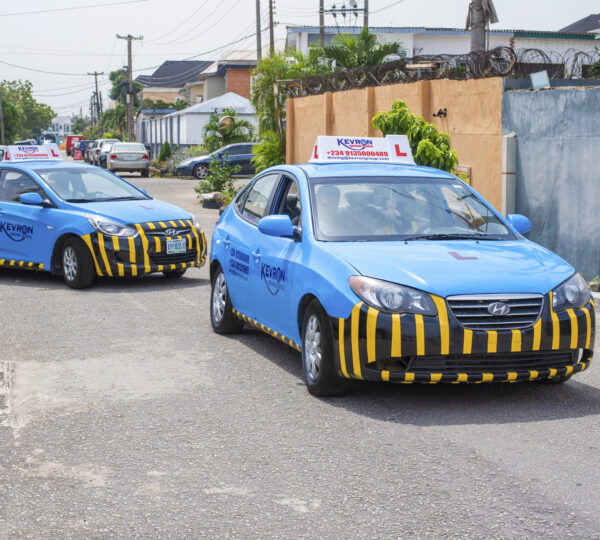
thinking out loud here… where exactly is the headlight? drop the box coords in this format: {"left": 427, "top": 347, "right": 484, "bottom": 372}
{"left": 189, "top": 213, "right": 202, "bottom": 231}
{"left": 348, "top": 276, "right": 437, "bottom": 315}
{"left": 179, "top": 159, "right": 193, "bottom": 167}
{"left": 552, "top": 273, "right": 590, "bottom": 311}
{"left": 86, "top": 216, "right": 137, "bottom": 237}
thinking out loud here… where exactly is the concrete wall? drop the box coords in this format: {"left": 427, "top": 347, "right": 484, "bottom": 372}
{"left": 287, "top": 77, "right": 504, "bottom": 209}
{"left": 503, "top": 86, "right": 600, "bottom": 280}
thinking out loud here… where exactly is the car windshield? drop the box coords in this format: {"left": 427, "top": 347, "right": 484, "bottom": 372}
{"left": 113, "top": 143, "right": 146, "bottom": 152}
{"left": 310, "top": 176, "right": 514, "bottom": 241}
{"left": 100, "top": 143, "right": 112, "bottom": 152}
{"left": 36, "top": 167, "right": 150, "bottom": 203}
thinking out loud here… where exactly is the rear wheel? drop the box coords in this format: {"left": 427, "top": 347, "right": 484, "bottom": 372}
{"left": 302, "top": 300, "right": 351, "bottom": 396}
{"left": 210, "top": 267, "right": 243, "bottom": 334}
{"left": 141, "top": 168, "right": 149, "bottom": 178}
{"left": 193, "top": 164, "right": 208, "bottom": 179}
{"left": 62, "top": 237, "right": 94, "bottom": 289}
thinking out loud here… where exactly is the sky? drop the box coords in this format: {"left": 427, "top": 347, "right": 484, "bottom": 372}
{"left": 0, "top": 0, "right": 598, "bottom": 117}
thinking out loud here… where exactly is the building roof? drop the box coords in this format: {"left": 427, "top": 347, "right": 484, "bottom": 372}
{"left": 167, "top": 92, "right": 255, "bottom": 117}
{"left": 560, "top": 13, "right": 600, "bottom": 34}
{"left": 136, "top": 60, "right": 213, "bottom": 88}
{"left": 286, "top": 25, "right": 597, "bottom": 40}
{"left": 198, "top": 51, "right": 258, "bottom": 79}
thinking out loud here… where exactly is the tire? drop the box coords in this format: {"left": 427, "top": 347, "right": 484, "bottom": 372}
{"left": 163, "top": 269, "right": 186, "bottom": 278}
{"left": 62, "top": 237, "right": 94, "bottom": 289}
{"left": 302, "top": 300, "right": 351, "bottom": 396}
{"left": 193, "top": 164, "right": 209, "bottom": 180}
{"left": 210, "top": 266, "right": 243, "bottom": 334}
{"left": 141, "top": 168, "right": 149, "bottom": 178}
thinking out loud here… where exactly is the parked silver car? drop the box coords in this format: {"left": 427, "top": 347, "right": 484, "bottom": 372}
{"left": 91, "top": 138, "right": 119, "bottom": 165}
{"left": 106, "top": 142, "right": 150, "bottom": 176}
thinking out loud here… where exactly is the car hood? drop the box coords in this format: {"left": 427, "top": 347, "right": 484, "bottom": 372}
{"left": 70, "top": 198, "right": 192, "bottom": 224}
{"left": 325, "top": 240, "right": 574, "bottom": 296}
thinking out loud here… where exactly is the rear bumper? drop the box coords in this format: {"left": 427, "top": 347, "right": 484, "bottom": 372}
{"left": 109, "top": 161, "right": 149, "bottom": 171}
{"left": 332, "top": 296, "right": 595, "bottom": 383}
{"left": 81, "top": 219, "right": 207, "bottom": 277}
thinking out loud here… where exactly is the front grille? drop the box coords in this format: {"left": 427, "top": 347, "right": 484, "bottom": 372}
{"left": 384, "top": 351, "right": 576, "bottom": 375}
{"left": 146, "top": 228, "right": 190, "bottom": 237}
{"left": 447, "top": 294, "right": 544, "bottom": 330}
{"left": 150, "top": 250, "right": 197, "bottom": 265}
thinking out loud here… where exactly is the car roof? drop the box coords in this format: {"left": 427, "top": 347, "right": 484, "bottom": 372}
{"left": 291, "top": 162, "right": 457, "bottom": 180}
{"left": 2, "top": 161, "right": 97, "bottom": 172}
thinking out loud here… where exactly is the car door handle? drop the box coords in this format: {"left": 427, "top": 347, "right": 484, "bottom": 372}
{"left": 222, "top": 238, "right": 231, "bottom": 249}
{"left": 252, "top": 249, "right": 261, "bottom": 260}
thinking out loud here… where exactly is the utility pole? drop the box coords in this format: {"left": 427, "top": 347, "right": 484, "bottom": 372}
{"left": 88, "top": 71, "right": 104, "bottom": 137}
{"left": 319, "top": 0, "right": 324, "bottom": 46}
{"left": 364, "top": 0, "right": 368, "bottom": 28}
{"left": 468, "top": 0, "right": 486, "bottom": 52}
{"left": 269, "top": 0, "right": 274, "bottom": 52}
{"left": 0, "top": 88, "right": 4, "bottom": 145}
{"left": 255, "top": 0, "right": 262, "bottom": 60}
{"left": 117, "top": 33, "right": 143, "bottom": 141}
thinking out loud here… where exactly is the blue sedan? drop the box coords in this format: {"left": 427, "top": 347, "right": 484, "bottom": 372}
{"left": 176, "top": 143, "right": 256, "bottom": 179}
{"left": 0, "top": 145, "right": 206, "bottom": 288}
{"left": 209, "top": 136, "right": 594, "bottom": 395}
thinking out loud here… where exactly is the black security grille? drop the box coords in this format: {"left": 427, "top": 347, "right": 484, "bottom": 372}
{"left": 409, "top": 351, "right": 576, "bottom": 375}
{"left": 447, "top": 294, "right": 544, "bottom": 331}
{"left": 150, "top": 250, "right": 197, "bottom": 265}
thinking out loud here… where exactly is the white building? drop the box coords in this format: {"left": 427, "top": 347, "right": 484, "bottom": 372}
{"left": 286, "top": 25, "right": 598, "bottom": 62}
{"left": 139, "top": 92, "right": 257, "bottom": 157}
{"left": 49, "top": 115, "right": 73, "bottom": 137}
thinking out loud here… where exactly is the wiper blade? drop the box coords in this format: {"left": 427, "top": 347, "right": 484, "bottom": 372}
{"left": 103, "top": 196, "right": 144, "bottom": 201}
{"left": 405, "top": 233, "right": 493, "bottom": 241}
{"left": 66, "top": 198, "right": 96, "bottom": 202}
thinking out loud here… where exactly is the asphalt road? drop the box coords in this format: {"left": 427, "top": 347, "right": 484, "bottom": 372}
{"left": 1, "top": 174, "right": 600, "bottom": 539}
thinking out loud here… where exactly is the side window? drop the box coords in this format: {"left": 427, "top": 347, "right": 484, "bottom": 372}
{"left": 0, "top": 170, "right": 44, "bottom": 203}
{"left": 224, "top": 146, "right": 242, "bottom": 156}
{"left": 274, "top": 179, "right": 302, "bottom": 226}
{"left": 241, "top": 174, "right": 279, "bottom": 224}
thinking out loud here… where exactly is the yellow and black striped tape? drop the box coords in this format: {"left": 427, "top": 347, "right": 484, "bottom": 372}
{"left": 232, "top": 309, "right": 302, "bottom": 352}
{"left": 0, "top": 259, "right": 43, "bottom": 271}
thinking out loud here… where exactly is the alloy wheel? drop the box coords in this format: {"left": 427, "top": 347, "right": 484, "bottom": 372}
{"left": 63, "top": 246, "right": 78, "bottom": 282}
{"left": 212, "top": 273, "right": 227, "bottom": 324}
{"left": 304, "top": 314, "right": 322, "bottom": 383}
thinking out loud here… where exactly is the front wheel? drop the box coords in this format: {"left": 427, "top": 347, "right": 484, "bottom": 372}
{"left": 193, "top": 164, "right": 208, "bottom": 179}
{"left": 302, "top": 300, "right": 351, "bottom": 396}
{"left": 62, "top": 237, "right": 94, "bottom": 289}
{"left": 210, "top": 267, "right": 243, "bottom": 334}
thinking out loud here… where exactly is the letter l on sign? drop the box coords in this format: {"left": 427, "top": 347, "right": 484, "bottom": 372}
{"left": 395, "top": 144, "right": 407, "bottom": 157}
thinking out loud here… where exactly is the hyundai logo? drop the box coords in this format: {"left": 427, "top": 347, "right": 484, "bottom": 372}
{"left": 165, "top": 228, "right": 177, "bottom": 236}
{"left": 488, "top": 302, "right": 511, "bottom": 316}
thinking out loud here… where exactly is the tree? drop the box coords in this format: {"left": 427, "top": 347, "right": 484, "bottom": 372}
{"left": 108, "top": 69, "right": 143, "bottom": 108}
{"left": 142, "top": 98, "right": 188, "bottom": 111}
{"left": 202, "top": 109, "right": 255, "bottom": 152}
{"left": 1, "top": 80, "right": 54, "bottom": 141}
{"left": 101, "top": 103, "right": 126, "bottom": 139}
{"left": 372, "top": 100, "right": 458, "bottom": 172}
{"left": 72, "top": 117, "right": 89, "bottom": 134}
{"left": 320, "top": 27, "right": 405, "bottom": 70}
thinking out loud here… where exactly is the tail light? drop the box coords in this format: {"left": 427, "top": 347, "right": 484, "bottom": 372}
{"left": 110, "top": 154, "right": 118, "bottom": 160}
{"left": 142, "top": 154, "right": 149, "bottom": 160}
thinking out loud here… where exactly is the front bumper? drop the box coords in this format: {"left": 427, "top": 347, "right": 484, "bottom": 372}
{"left": 175, "top": 164, "right": 195, "bottom": 176}
{"left": 333, "top": 295, "right": 595, "bottom": 383}
{"left": 81, "top": 219, "right": 207, "bottom": 277}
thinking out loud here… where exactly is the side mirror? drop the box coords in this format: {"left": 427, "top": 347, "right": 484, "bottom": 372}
{"left": 507, "top": 214, "right": 531, "bottom": 235}
{"left": 258, "top": 215, "right": 295, "bottom": 238}
{"left": 19, "top": 192, "right": 47, "bottom": 206}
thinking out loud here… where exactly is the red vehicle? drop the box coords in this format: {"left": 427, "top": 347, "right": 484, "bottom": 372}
{"left": 66, "top": 135, "right": 83, "bottom": 157}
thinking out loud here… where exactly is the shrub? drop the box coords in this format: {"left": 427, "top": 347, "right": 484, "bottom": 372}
{"left": 372, "top": 100, "right": 458, "bottom": 172}
{"left": 158, "top": 141, "right": 172, "bottom": 162}
{"left": 251, "top": 131, "right": 285, "bottom": 173}
{"left": 194, "top": 156, "right": 241, "bottom": 200}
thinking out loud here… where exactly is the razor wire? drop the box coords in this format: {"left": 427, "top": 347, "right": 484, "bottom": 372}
{"left": 279, "top": 47, "right": 600, "bottom": 98}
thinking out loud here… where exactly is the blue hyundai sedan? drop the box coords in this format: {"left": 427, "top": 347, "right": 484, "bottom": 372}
{"left": 0, "top": 145, "right": 206, "bottom": 288}
{"left": 209, "top": 135, "right": 594, "bottom": 396}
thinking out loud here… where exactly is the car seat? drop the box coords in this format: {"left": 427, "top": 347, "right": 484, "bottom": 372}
{"left": 285, "top": 193, "right": 301, "bottom": 225}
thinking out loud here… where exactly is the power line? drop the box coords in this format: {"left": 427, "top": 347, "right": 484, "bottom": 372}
{"left": 371, "top": 0, "right": 406, "bottom": 14}
{"left": 0, "top": 59, "right": 88, "bottom": 76}
{"left": 145, "top": 0, "right": 211, "bottom": 43}
{"left": 0, "top": 0, "right": 148, "bottom": 17}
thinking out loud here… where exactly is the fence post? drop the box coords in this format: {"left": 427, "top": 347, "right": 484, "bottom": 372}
{"left": 501, "top": 132, "right": 517, "bottom": 216}
{"left": 286, "top": 98, "right": 295, "bottom": 164}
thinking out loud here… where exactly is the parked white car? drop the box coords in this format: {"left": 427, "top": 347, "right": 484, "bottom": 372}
{"left": 106, "top": 142, "right": 150, "bottom": 177}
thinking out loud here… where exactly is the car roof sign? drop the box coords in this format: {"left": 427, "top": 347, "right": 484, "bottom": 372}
{"left": 309, "top": 135, "right": 415, "bottom": 165}
{"left": 4, "top": 144, "right": 63, "bottom": 162}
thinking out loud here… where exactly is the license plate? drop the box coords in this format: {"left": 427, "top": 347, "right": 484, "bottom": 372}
{"left": 124, "top": 154, "right": 138, "bottom": 161}
{"left": 167, "top": 238, "right": 186, "bottom": 254}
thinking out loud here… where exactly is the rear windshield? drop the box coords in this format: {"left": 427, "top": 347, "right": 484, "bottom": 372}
{"left": 36, "top": 167, "right": 149, "bottom": 203}
{"left": 309, "top": 176, "right": 514, "bottom": 242}
{"left": 113, "top": 143, "right": 146, "bottom": 152}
